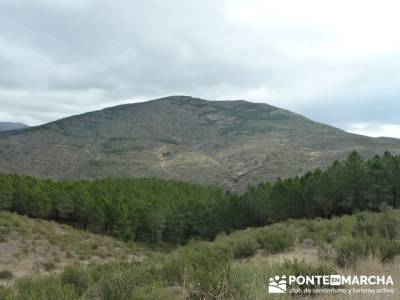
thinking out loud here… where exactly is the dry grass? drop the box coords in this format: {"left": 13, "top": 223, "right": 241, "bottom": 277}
{"left": 1, "top": 210, "right": 399, "bottom": 299}
{"left": 238, "top": 244, "right": 400, "bottom": 300}
{"left": 245, "top": 244, "right": 322, "bottom": 267}
{"left": 0, "top": 211, "right": 141, "bottom": 282}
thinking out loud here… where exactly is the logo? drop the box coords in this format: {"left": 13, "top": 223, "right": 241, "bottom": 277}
{"left": 268, "top": 275, "right": 287, "bottom": 294}
{"left": 330, "top": 275, "right": 341, "bottom": 286}
{"left": 267, "top": 274, "right": 394, "bottom": 295}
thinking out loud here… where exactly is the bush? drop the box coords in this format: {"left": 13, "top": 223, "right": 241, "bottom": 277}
{"left": 377, "top": 240, "right": 400, "bottom": 261}
{"left": 257, "top": 229, "right": 294, "bottom": 254}
{"left": 0, "top": 235, "right": 7, "bottom": 243}
{"left": 41, "top": 262, "right": 56, "bottom": 271}
{"left": 228, "top": 264, "right": 270, "bottom": 300}
{"left": 377, "top": 209, "right": 400, "bottom": 240}
{"left": 0, "top": 270, "right": 13, "bottom": 280}
{"left": 334, "top": 234, "right": 400, "bottom": 267}
{"left": 61, "top": 266, "right": 92, "bottom": 296}
{"left": 86, "top": 262, "right": 165, "bottom": 300}
{"left": 352, "top": 213, "right": 375, "bottom": 238}
{"left": 0, "top": 286, "right": 12, "bottom": 300}
{"left": 335, "top": 237, "right": 366, "bottom": 267}
{"left": 334, "top": 236, "right": 375, "bottom": 267}
{"left": 15, "top": 277, "right": 77, "bottom": 300}
{"left": 91, "top": 272, "right": 136, "bottom": 300}
{"left": 164, "top": 242, "right": 232, "bottom": 299}
{"left": 228, "top": 236, "right": 259, "bottom": 259}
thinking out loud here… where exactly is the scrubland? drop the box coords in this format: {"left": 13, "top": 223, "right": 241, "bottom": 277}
{"left": 0, "top": 209, "right": 399, "bottom": 299}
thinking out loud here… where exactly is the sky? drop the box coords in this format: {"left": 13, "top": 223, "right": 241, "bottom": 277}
{"left": 0, "top": 0, "right": 399, "bottom": 138}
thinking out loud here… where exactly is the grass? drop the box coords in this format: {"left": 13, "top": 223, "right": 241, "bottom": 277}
{"left": 0, "top": 209, "right": 399, "bottom": 299}
{"left": 0, "top": 211, "right": 140, "bottom": 279}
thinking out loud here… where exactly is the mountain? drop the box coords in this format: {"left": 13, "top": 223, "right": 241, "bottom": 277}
{"left": 0, "top": 122, "right": 28, "bottom": 131}
{"left": 1, "top": 96, "right": 400, "bottom": 191}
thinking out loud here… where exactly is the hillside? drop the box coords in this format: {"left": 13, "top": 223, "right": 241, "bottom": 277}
{"left": 0, "top": 211, "right": 139, "bottom": 281}
{"left": 1, "top": 151, "right": 399, "bottom": 245}
{"left": 1, "top": 96, "right": 400, "bottom": 190}
{"left": 0, "top": 123, "right": 28, "bottom": 132}
{"left": 1, "top": 209, "right": 399, "bottom": 299}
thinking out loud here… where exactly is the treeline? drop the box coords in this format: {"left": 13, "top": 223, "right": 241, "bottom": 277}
{"left": 0, "top": 176, "right": 233, "bottom": 244}
{"left": 239, "top": 151, "right": 400, "bottom": 227}
{"left": 0, "top": 151, "right": 399, "bottom": 244}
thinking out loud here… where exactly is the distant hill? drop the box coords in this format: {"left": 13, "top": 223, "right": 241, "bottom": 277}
{"left": 0, "top": 96, "right": 400, "bottom": 190}
{"left": 0, "top": 122, "right": 28, "bottom": 131}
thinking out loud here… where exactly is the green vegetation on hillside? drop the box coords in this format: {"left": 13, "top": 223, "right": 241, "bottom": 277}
{"left": 1, "top": 209, "right": 399, "bottom": 299}
{"left": 0, "top": 151, "right": 399, "bottom": 246}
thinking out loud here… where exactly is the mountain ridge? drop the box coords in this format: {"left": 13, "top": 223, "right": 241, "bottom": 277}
{"left": 0, "top": 122, "right": 29, "bottom": 132}
{"left": 1, "top": 96, "right": 399, "bottom": 191}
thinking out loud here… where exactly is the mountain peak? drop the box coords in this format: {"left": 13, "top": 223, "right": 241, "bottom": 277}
{"left": 0, "top": 97, "right": 399, "bottom": 191}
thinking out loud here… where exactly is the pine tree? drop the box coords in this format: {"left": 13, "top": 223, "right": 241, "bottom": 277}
{"left": 0, "top": 175, "right": 13, "bottom": 210}
{"left": 343, "top": 151, "right": 367, "bottom": 211}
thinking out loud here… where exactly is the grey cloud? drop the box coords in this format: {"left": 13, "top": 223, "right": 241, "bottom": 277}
{"left": 0, "top": 0, "right": 399, "bottom": 135}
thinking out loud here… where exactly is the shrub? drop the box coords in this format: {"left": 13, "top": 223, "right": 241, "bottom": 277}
{"left": 86, "top": 262, "right": 165, "bottom": 300}
{"left": 41, "top": 262, "right": 56, "bottom": 271}
{"left": 227, "top": 264, "right": 270, "bottom": 300}
{"left": 91, "top": 272, "right": 136, "bottom": 300}
{"left": 0, "top": 286, "right": 12, "bottom": 300}
{"left": 377, "top": 209, "right": 400, "bottom": 240}
{"left": 257, "top": 229, "right": 294, "bottom": 254}
{"left": 61, "top": 266, "right": 92, "bottom": 296}
{"left": 335, "top": 237, "right": 366, "bottom": 267}
{"left": 377, "top": 240, "right": 400, "bottom": 261}
{"left": 334, "top": 236, "right": 377, "bottom": 267}
{"left": 164, "top": 242, "right": 232, "bottom": 299}
{"left": 0, "top": 235, "right": 7, "bottom": 243}
{"left": 228, "top": 236, "right": 259, "bottom": 259}
{"left": 0, "top": 226, "right": 11, "bottom": 236}
{"left": 351, "top": 213, "right": 375, "bottom": 238}
{"left": 0, "top": 270, "right": 13, "bottom": 280}
{"left": 91, "top": 243, "right": 99, "bottom": 250}
{"left": 334, "top": 234, "right": 400, "bottom": 267}
{"left": 15, "top": 277, "right": 77, "bottom": 300}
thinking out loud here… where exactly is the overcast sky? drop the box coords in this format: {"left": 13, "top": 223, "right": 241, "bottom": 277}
{"left": 0, "top": 0, "right": 399, "bottom": 138}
